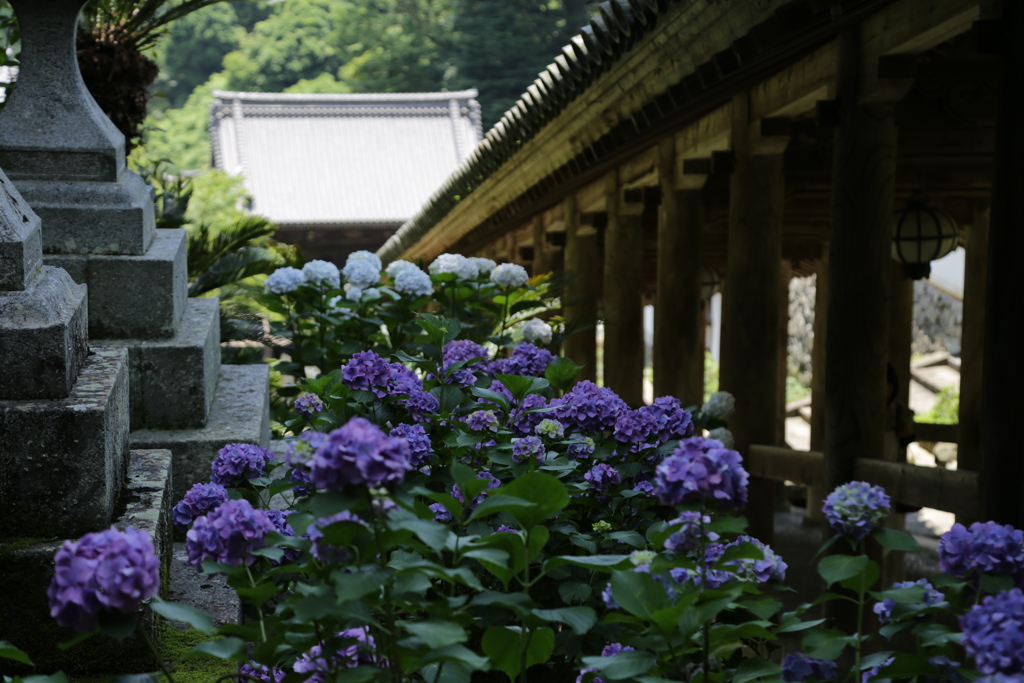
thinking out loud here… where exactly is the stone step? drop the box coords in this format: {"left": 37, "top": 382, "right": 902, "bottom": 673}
{"left": 0, "top": 347, "right": 130, "bottom": 538}
{"left": 131, "top": 364, "right": 270, "bottom": 501}
{"left": 17, "top": 170, "right": 156, "bottom": 255}
{"left": 94, "top": 297, "right": 220, "bottom": 431}
{"left": 45, "top": 228, "right": 187, "bottom": 340}
{"left": 0, "top": 449, "right": 173, "bottom": 676}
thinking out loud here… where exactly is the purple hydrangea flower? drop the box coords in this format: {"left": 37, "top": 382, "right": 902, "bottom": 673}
{"left": 553, "top": 381, "right": 628, "bottom": 433}
{"left": 822, "top": 481, "right": 891, "bottom": 540}
{"left": 781, "top": 653, "right": 838, "bottom": 682}
{"left": 721, "top": 535, "right": 788, "bottom": 584}
{"left": 308, "top": 510, "right": 365, "bottom": 565}
{"left": 388, "top": 362, "right": 423, "bottom": 395}
{"left": 510, "top": 394, "right": 550, "bottom": 436}
{"left": 463, "top": 410, "right": 500, "bottom": 433}
{"left": 512, "top": 436, "right": 545, "bottom": 462}
{"left": 48, "top": 526, "right": 160, "bottom": 632}
{"left": 961, "top": 588, "right": 1024, "bottom": 675}
{"left": 452, "top": 471, "right": 501, "bottom": 508}
{"left": 633, "top": 480, "right": 655, "bottom": 494}
{"left": 342, "top": 351, "right": 392, "bottom": 398}
{"left": 670, "top": 543, "right": 732, "bottom": 589}
{"left": 285, "top": 432, "right": 327, "bottom": 469}
{"left": 495, "top": 525, "right": 518, "bottom": 533}
{"left": 567, "top": 433, "right": 596, "bottom": 458}
{"left": 295, "top": 393, "right": 324, "bottom": 419}
{"left": 939, "top": 522, "right": 1024, "bottom": 587}
{"left": 862, "top": 658, "right": 895, "bottom": 683}
{"left": 613, "top": 408, "right": 661, "bottom": 451}
{"left": 185, "top": 499, "right": 275, "bottom": 569}
{"left": 312, "top": 417, "right": 411, "bottom": 490}
{"left": 290, "top": 466, "right": 314, "bottom": 497}
{"left": 601, "top": 582, "right": 618, "bottom": 609}
{"left": 438, "top": 339, "right": 489, "bottom": 388}
{"left": 612, "top": 398, "right": 692, "bottom": 450}
{"left": 585, "top": 463, "right": 621, "bottom": 496}
{"left": 210, "top": 443, "right": 274, "bottom": 486}
{"left": 390, "top": 423, "right": 432, "bottom": 467}
{"left": 925, "top": 656, "right": 965, "bottom": 683}
{"left": 976, "top": 677, "right": 1024, "bottom": 683}
{"left": 873, "top": 578, "right": 944, "bottom": 624}
{"left": 293, "top": 628, "right": 379, "bottom": 682}
{"left": 576, "top": 644, "right": 637, "bottom": 683}
{"left": 664, "top": 511, "right": 718, "bottom": 555}
{"left": 173, "top": 482, "right": 229, "bottom": 531}
{"left": 490, "top": 342, "right": 553, "bottom": 377}
{"left": 430, "top": 502, "right": 452, "bottom": 522}
{"left": 239, "top": 662, "right": 285, "bottom": 682}
{"left": 404, "top": 390, "right": 440, "bottom": 422}
{"left": 654, "top": 437, "right": 749, "bottom": 510}
{"left": 264, "top": 509, "right": 299, "bottom": 564}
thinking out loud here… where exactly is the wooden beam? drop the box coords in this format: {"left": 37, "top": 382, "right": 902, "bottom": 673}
{"left": 620, "top": 146, "right": 659, "bottom": 188}
{"left": 562, "top": 194, "right": 599, "bottom": 385}
{"left": 806, "top": 243, "right": 829, "bottom": 523}
{"left": 750, "top": 41, "right": 838, "bottom": 119}
{"left": 673, "top": 103, "right": 732, "bottom": 190}
{"left": 958, "top": 202, "right": 988, "bottom": 478}
{"left": 747, "top": 445, "right": 980, "bottom": 519}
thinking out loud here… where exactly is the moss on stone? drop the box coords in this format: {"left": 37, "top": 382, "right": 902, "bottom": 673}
{"left": 154, "top": 624, "right": 237, "bottom": 683}
{"left": 0, "top": 536, "right": 58, "bottom": 553}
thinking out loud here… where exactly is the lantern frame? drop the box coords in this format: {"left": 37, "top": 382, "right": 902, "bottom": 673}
{"left": 892, "top": 202, "right": 960, "bottom": 279}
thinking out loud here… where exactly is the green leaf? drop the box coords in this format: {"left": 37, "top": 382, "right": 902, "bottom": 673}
{"left": 20, "top": 675, "right": 71, "bottom": 683}
{"left": 777, "top": 618, "right": 827, "bottom": 634}
{"left": 545, "top": 555, "right": 632, "bottom": 573}
{"left": 184, "top": 637, "right": 246, "bottom": 660}
{"left": 451, "top": 462, "right": 493, "bottom": 507}
{"left": 744, "top": 597, "right": 783, "bottom": 621}
{"left": 608, "top": 531, "right": 646, "bottom": 549}
{"left": 732, "top": 658, "right": 781, "bottom": 683}
{"left": 150, "top": 598, "right": 214, "bottom": 633}
{"left": 873, "top": 528, "right": 920, "bottom": 552}
{"left": 399, "top": 620, "right": 467, "bottom": 649}
{"left": 235, "top": 581, "right": 279, "bottom": 607}
{"left": 467, "top": 494, "right": 538, "bottom": 523}
{"left": 431, "top": 385, "right": 467, "bottom": 413}
{"left": 0, "top": 642, "right": 32, "bottom": 666}
{"left": 840, "top": 559, "right": 879, "bottom": 592}
{"left": 580, "top": 651, "right": 656, "bottom": 681}
{"left": 389, "top": 518, "right": 449, "bottom": 552}
{"left": 97, "top": 611, "right": 138, "bottom": 641}
{"left": 494, "top": 374, "right": 536, "bottom": 402}
{"left": 544, "top": 357, "right": 583, "bottom": 392}
{"left": 802, "top": 628, "right": 855, "bottom": 660}
{"left": 980, "top": 573, "right": 1015, "bottom": 594}
{"left": 818, "top": 554, "right": 869, "bottom": 586}
{"left": 110, "top": 675, "right": 157, "bottom": 683}
{"left": 332, "top": 570, "right": 388, "bottom": 603}
{"left": 334, "top": 667, "right": 379, "bottom": 683}
{"left": 498, "top": 472, "right": 569, "bottom": 529}
{"left": 469, "top": 387, "right": 511, "bottom": 412}
{"left": 481, "top": 627, "right": 554, "bottom": 681}
{"left": 417, "top": 644, "right": 489, "bottom": 671}
{"left": 610, "top": 570, "right": 667, "bottom": 620}
{"left": 559, "top": 581, "right": 593, "bottom": 604}
{"left": 532, "top": 607, "right": 597, "bottom": 636}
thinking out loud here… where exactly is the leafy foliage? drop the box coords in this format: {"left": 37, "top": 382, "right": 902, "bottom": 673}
{"left": 918, "top": 385, "right": 959, "bottom": 425}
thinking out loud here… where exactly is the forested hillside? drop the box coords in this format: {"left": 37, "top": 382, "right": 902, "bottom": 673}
{"left": 142, "top": 0, "right": 596, "bottom": 175}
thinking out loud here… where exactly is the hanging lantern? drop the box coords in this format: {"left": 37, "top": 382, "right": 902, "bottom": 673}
{"left": 700, "top": 263, "right": 722, "bottom": 299}
{"left": 892, "top": 202, "right": 959, "bottom": 279}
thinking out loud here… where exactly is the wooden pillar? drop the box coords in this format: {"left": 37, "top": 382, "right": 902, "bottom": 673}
{"left": 532, "top": 216, "right": 551, "bottom": 276}
{"left": 563, "top": 194, "right": 599, "bottom": 385}
{"left": 959, "top": 203, "right": 988, "bottom": 475}
{"left": 823, "top": 27, "right": 896, "bottom": 496}
{"left": 980, "top": 0, "right": 1024, "bottom": 526}
{"left": 806, "top": 245, "right": 829, "bottom": 523}
{"left": 654, "top": 139, "right": 705, "bottom": 405}
{"left": 888, "top": 261, "right": 914, "bottom": 435}
{"left": 719, "top": 92, "right": 784, "bottom": 546}
{"left": 777, "top": 260, "right": 793, "bottom": 446}
{"left": 603, "top": 171, "right": 645, "bottom": 405}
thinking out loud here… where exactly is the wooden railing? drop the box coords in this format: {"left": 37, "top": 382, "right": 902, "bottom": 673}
{"left": 747, "top": 444, "right": 979, "bottom": 519}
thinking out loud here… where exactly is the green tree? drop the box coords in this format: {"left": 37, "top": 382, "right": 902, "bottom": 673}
{"left": 220, "top": 0, "right": 344, "bottom": 92}
{"left": 451, "top": 0, "right": 594, "bottom": 127}
{"left": 154, "top": 3, "right": 243, "bottom": 108}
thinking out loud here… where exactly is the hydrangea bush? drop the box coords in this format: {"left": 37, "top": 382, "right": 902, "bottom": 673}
{"left": 11, "top": 253, "right": 1022, "bottom": 683}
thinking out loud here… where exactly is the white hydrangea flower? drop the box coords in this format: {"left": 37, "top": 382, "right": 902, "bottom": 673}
{"left": 385, "top": 260, "right": 418, "bottom": 277}
{"left": 343, "top": 258, "right": 380, "bottom": 289}
{"left": 326, "top": 295, "right": 355, "bottom": 319}
{"left": 302, "top": 260, "right": 341, "bottom": 289}
{"left": 429, "top": 253, "right": 479, "bottom": 280}
{"left": 363, "top": 287, "right": 380, "bottom": 299}
{"left": 702, "top": 391, "right": 736, "bottom": 420}
{"left": 521, "top": 318, "right": 553, "bottom": 345}
{"left": 346, "top": 287, "right": 364, "bottom": 302}
{"left": 708, "top": 427, "right": 735, "bottom": 449}
{"left": 264, "top": 267, "right": 305, "bottom": 294}
{"left": 468, "top": 257, "right": 497, "bottom": 276}
{"left": 394, "top": 268, "right": 434, "bottom": 297}
{"left": 345, "top": 250, "right": 382, "bottom": 272}
{"left": 535, "top": 419, "right": 565, "bottom": 440}
{"left": 490, "top": 263, "right": 529, "bottom": 288}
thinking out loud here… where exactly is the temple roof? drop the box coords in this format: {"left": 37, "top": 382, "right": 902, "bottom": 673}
{"left": 208, "top": 90, "right": 483, "bottom": 228}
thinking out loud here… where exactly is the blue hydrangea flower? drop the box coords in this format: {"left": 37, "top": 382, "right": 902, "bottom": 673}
{"left": 185, "top": 499, "right": 275, "bottom": 569}
{"left": 452, "top": 471, "right": 501, "bottom": 509}
{"left": 781, "top": 653, "right": 837, "bottom": 682}
{"left": 438, "top": 339, "right": 489, "bottom": 387}
{"left": 463, "top": 410, "right": 500, "bottom": 433}
{"left": 939, "top": 522, "right": 1024, "bottom": 587}
{"left": 633, "top": 480, "right": 654, "bottom": 494}
{"left": 210, "top": 443, "right": 274, "bottom": 486}
{"left": 722, "top": 535, "right": 787, "bottom": 584}
{"left": 342, "top": 258, "right": 380, "bottom": 289}
{"left": 925, "top": 656, "right": 965, "bottom": 683}
{"left": 469, "top": 257, "right": 497, "bottom": 275}
{"left": 822, "top": 481, "right": 891, "bottom": 540}
{"left": 491, "top": 262, "right": 529, "bottom": 287}
{"left": 386, "top": 259, "right": 418, "bottom": 277}
{"left": 290, "top": 466, "right": 314, "bottom": 497}
{"left": 490, "top": 342, "right": 553, "bottom": 377}
{"left": 585, "top": 463, "right": 621, "bottom": 496}
{"left": 293, "top": 628, "right": 379, "bottom": 681}
{"left": 553, "top": 381, "right": 628, "bottom": 433}
{"left": 390, "top": 423, "right": 432, "bottom": 467}
{"left": 307, "top": 510, "right": 365, "bottom": 565}
{"left": 394, "top": 268, "right": 433, "bottom": 297}
{"left": 567, "top": 433, "right": 596, "bottom": 458}
{"left": 295, "top": 393, "right": 324, "bottom": 419}
{"left": 312, "top": 417, "right": 411, "bottom": 490}
{"left": 512, "top": 436, "right": 545, "bottom": 462}
{"left": 873, "top": 578, "right": 944, "bottom": 623}
{"left": 404, "top": 390, "right": 440, "bottom": 422}
{"left": 263, "top": 509, "right": 299, "bottom": 563}
{"left": 48, "top": 526, "right": 160, "bottom": 632}
{"left": 173, "top": 482, "right": 229, "bottom": 531}
{"left": 702, "top": 391, "right": 735, "bottom": 420}
{"left": 961, "top": 588, "right": 1024, "bottom": 675}
{"left": 345, "top": 250, "right": 382, "bottom": 272}
{"left": 601, "top": 582, "right": 618, "bottom": 609}
{"left": 576, "top": 644, "right": 636, "bottom": 683}
{"left": 239, "top": 663, "right": 285, "bottom": 682}
{"left": 388, "top": 362, "right": 423, "bottom": 395}
{"left": 342, "top": 350, "right": 392, "bottom": 398}
{"left": 654, "top": 436, "right": 749, "bottom": 510}
{"left": 302, "top": 260, "right": 341, "bottom": 289}
{"left": 645, "top": 396, "right": 695, "bottom": 442}
{"left": 664, "top": 511, "right": 718, "bottom": 555}
{"left": 613, "top": 408, "right": 661, "bottom": 451}
{"left": 264, "top": 267, "right": 305, "bottom": 294}
{"left": 430, "top": 253, "right": 479, "bottom": 279}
